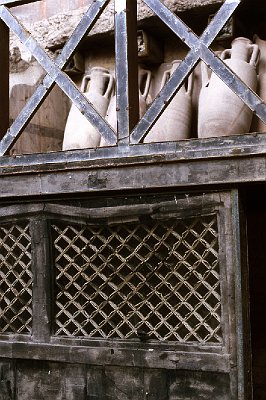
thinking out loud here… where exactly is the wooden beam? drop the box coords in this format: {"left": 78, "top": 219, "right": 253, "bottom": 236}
{"left": 115, "top": 0, "right": 139, "bottom": 144}
{"left": 31, "top": 218, "right": 52, "bottom": 343}
{"left": 0, "top": 19, "right": 9, "bottom": 140}
{"left": 0, "top": 0, "right": 41, "bottom": 7}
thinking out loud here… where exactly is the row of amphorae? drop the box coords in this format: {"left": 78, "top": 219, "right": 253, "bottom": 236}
{"left": 63, "top": 35, "right": 266, "bottom": 150}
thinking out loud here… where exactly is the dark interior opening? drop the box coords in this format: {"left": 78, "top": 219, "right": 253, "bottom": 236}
{"left": 245, "top": 184, "right": 266, "bottom": 400}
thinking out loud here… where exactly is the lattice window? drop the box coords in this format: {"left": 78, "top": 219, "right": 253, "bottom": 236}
{"left": 52, "top": 214, "right": 221, "bottom": 343}
{"left": 0, "top": 221, "right": 32, "bottom": 334}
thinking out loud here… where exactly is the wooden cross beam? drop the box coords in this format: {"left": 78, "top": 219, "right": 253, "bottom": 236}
{"left": 131, "top": 0, "right": 266, "bottom": 143}
{"left": 0, "top": 0, "right": 116, "bottom": 154}
{"left": 0, "top": 0, "right": 41, "bottom": 7}
{"left": 0, "top": 0, "right": 41, "bottom": 139}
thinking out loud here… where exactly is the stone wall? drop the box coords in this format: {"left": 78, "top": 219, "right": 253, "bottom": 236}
{"left": 11, "top": 0, "right": 222, "bottom": 55}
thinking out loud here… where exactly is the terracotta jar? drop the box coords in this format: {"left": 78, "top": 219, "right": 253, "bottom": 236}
{"left": 63, "top": 67, "right": 113, "bottom": 150}
{"left": 100, "top": 67, "right": 151, "bottom": 146}
{"left": 198, "top": 37, "right": 259, "bottom": 138}
{"left": 251, "top": 35, "right": 266, "bottom": 133}
{"left": 144, "top": 60, "right": 193, "bottom": 143}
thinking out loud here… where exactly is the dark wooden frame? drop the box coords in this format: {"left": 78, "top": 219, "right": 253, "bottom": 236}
{"left": 0, "top": 132, "right": 265, "bottom": 200}
{"left": 0, "top": 191, "right": 249, "bottom": 398}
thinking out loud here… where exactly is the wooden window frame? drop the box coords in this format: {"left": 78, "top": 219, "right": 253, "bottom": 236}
{"left": 0, "top": 191, "right": 249, "bottom": 398}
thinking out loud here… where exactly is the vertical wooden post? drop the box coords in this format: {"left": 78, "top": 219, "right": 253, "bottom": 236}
{"left": 115, "top": 0, "right": 139, "bottom": 145}
{"left": 0, "top": 19, "right": 9, "bottom": 140}
{"left": 30, "top": 218, "right": 52, "bottom": 342}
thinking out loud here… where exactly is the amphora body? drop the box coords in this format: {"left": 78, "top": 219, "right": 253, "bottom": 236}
{"left": 63, "top": 67, "right": 113, "bottom": 150}
{"left": 198, "top": 37, "right": 259, "bottom": 138}
{"left": 144, "top": 60, "right": 193, "bottom": 143}
{"left": 100, "top": 67, "right": 151, "bottom": 146}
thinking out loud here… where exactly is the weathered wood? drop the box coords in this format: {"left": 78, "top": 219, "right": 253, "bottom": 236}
{"left": 115, "top": 0, "right": 139, "bottom": 144}
{"left": 30, "top": 218, "right": 52, "bottom": 343}
{"left": 0, "top": 19, "right": 9, "bottom": 140}
{"left": 0, "top": 361, "right": 14, "bottom": 400}
{"left": 0, "top": 190, "right": 250, "bottom": 397}
{"left": 0, "top": 340, "right": 230, "bottom": 372}
{"left": 16, "top": 360, "right": 86, "bottom": 400}
{"left": 231, "top": 190, "right": 253, "bottom": 399}
{"left": 9, "top": 84, "right": 70, "bottom": 155}
{"left": 0, "top": 0, "right": 115, "bottom": 155}
{"left": 0, "top": 194, "right": 221, "bottom": 223}
{"left": 0, "top": 359, "right": 233, "bottom": 400}
{"left": 168, "top": 370, "right": 231, "bottom": 399}
{"left": 0, "top": 153, "right": 265, "bottom": 199}
{"left": 0, "top": 133, "right": 266, "bottom": 175}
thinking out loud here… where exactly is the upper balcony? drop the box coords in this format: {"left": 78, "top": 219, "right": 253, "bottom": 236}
{"left": 0, "top": 0, "right": 266, "bottom": 199}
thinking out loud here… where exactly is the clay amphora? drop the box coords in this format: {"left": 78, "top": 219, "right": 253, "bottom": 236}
{"left": 100, "top": 67, "right": 151, "bottom": 146}
{"left": 198, "top": 37, "right": 259, "bottom": 138}
{"left": 251, "top": 35, "right": 266, "bottom": 133}
{"left": 144, "top": 60, "right": 193, "bottom": 143}
{"left": 63, "top": 67, "right": 113, "bottom": 150}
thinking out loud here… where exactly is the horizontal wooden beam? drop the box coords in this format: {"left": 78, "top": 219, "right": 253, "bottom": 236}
{"left": 0, "top": 133, "right": 266, "bottom": 174}
{"left": 0, "top": 134, "right": 266, "bottom": 198}
{"left": 0, "top": 0, "right": 41, "bottom": 7}
{"left": 0, "top": 339, "right": 228, "bottom": 371}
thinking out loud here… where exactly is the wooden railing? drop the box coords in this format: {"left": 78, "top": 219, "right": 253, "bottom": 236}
{"left": 0, "top": 0, "right": 266, "bottom": 157}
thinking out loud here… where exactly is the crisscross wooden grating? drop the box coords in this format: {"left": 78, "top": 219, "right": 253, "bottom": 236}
{"left": 0, "top": 221, "right": 32, "bottom": 334}
{"left": 0, "top": 0, "right": 266, "bottom": 155}
{"left": 52, "top": 214, "right": 222, "bottom": 343}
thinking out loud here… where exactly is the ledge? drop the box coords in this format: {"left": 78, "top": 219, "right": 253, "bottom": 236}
{"left": 0, "top": 133, "right": 265, "bottom": 199}
{"left": 0, "top": 338, "right": 229, "bottom": 371}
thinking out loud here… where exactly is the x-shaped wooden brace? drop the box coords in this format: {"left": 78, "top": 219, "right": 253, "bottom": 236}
{"left": 1, "top": 0, "right": 266, "bottom": 155}
{"left": 131, "top": 0, "right": 266, "bottom": 143}
{"left": 0, "top": 0, "right": 116, "bottom": 156}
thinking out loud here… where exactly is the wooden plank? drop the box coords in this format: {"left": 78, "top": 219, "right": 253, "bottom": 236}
{"left": 0, "top": 361, "right": 15, "bottom": 399}
{"left": 230, "top": 190, "right": 253, "bottom": 399}
{"left": 0, "top": 340, "right": 230, "bottom": 371}
{"left": 0, "top": 133, "right": 266, "bottom": 174}
{"left": 168, "top": 370, "right": 231, "bottom": 399}
{"left": 0, "top": 154, "right": 265, "bottom": 199}
{"left": 0, "top": 19, "right": 9, "bottom": 140}
{"left": 90, "top": 366, "right": 168, "bottom": 400}
{"left": 115, "top": 0, "right": 139, "bottom": 144}
{"left": 30, "top": 218, "right": 52, "bottom": 343}
{"left": 0, "top": 193, "right": 220, "bottom": 222}
{"left": 16, "top": 360, "right": 86, "bottom": 400}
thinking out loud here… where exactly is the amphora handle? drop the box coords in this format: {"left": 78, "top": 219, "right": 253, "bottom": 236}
{"left": 161, "top": 60, "right": 193, "bottom": 95}
{"left": 221, "top": 43, "right": 260, "bottom": 66}
{"left": 81, "top": 72, "right": 114, "bottom": 98}
{"left": 139, "top": 69, "right": 152, "bottom": 100}
{"left": 200, "top": 61, "right": 211, "bottom": 87}
{"left": 249, "top": 44, "right": 260, "bottom": 66}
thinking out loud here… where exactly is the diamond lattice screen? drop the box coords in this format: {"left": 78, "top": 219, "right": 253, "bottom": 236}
{"left": 52, "top": 214, "right": 222, "bottom": 343}
{"left": 0, "top": 221, "right": 32, "bottom": 334}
